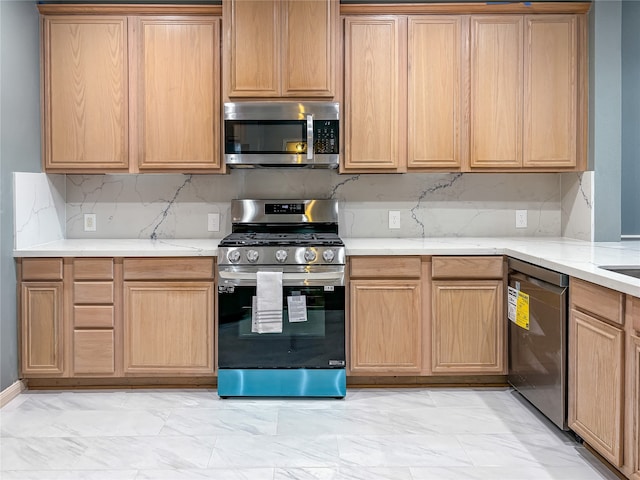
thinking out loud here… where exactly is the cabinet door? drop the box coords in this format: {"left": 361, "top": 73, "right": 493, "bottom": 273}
{"left": 350, "top": 280, "right": 421, "bottom": 373}
{"left": 343, "top": 17, "right": 405, "bottom": 171}
{"left": 408, "top": 16, "right": 465, "bottom": 169}
{"left": 282, "top": 0, "right": 336, "bottom": 97}
{"left": 225, "top": 0, "right": 279, "bottom": 97}
{"left": 631, "top": 334, "right": 640, "bottom": 478}
{"left": 569, "top": 309, "right": 624, "bottom": 466}
{"left": 42, "top": 16, "right": 128, "bottom": 172}
{"left": 124, "top": 281, "right": 214, "bottom": 374}
{"left": 20, "top": 282, "right": 65, "bottom": 376}
{"left": 135, "top": 17, "right": 221, "bottom": 171}
{"left": 470, "top": 16, "right": 523, "bottom": 169}
{"left": 524, "top": 15, "right": 577, "bottom": 168}
{"left": 432, "top": 280, "right": 504, "bottom": 373}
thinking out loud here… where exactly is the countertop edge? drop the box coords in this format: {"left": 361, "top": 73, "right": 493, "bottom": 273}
{"left": 13, "top": 237, "right": 640, "bottom": 297}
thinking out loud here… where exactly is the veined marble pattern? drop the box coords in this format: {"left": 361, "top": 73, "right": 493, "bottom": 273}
{"left": 561, "top": 172, "right": 594, "bottom": 241}
{"left": 0, "top": 388, "right": 620, "bottom": 480}
{"left": 13, "top": 172, "right": 65, "bottom": 249}
{"left": 59, "top": 171, "right": 565, "bottom": 239}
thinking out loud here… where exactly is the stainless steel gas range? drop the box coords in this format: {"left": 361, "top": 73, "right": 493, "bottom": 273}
{"left": 216, "top": 199, "right": 346, "bottom": 398}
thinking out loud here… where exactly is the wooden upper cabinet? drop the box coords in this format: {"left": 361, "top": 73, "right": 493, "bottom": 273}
{"left": 524, "top": 15, "right": 577, "bottom": 168}
{"left": 40, "top": 6, "right": 223, "bottom": 174}
{"left": 470, "top": 15, "right": 523, "bottom": 169}
{"left": 42, "top": 16, "right": 129, "bottom": 172}
{"left": 343, "top": 16, "right": 405, "bottom": 172}
{"left": 470, "top": 14, "right": 583, "bottom": 171}
{"left": 135, "top": 17, "right": 221, "bottom": 171}
{"left": 224, "top": 0, "right": 337, "bottom": 98}
{"left": 408, "top": 16, "right": 466, "bottom": 170}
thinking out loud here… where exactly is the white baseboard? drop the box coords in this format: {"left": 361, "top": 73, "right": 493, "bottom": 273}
{"left": 0, "top": 380, "right": 27, "bottom": 408}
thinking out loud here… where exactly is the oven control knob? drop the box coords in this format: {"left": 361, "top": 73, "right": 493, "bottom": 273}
{"left": 227, "top": 250, "right": 241, "bottom": 263}
{"left": 275, "top": 249, "right": 288, "bottom": 263}
{"left": 303, "top": 248, "right": 317, "bottom": 262}
{"left": 322, "top": 249, "right": 335, "bottom": 263}
{"left": 246, "top": 249, "right": 259, "bottom": 263}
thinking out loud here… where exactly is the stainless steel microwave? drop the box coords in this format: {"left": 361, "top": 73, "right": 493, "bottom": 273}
{"left": 224, "top": 102, "right": 339, "bottom": 168}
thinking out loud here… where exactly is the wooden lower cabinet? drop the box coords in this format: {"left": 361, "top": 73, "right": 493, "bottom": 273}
{"left": 20, "top": 281, "right": 65, "bottom": 376}
{"left": 349, "top": 279, "right": 422, "bottom": 373}
{"left": 631, "top": 333, "right": 640, "bottom": 479}
{"left": 123, "top": 281, "right": 214, "bottom": 374}
{"left": 431, "top": 280, "right": 504, "bottom": 373}
{"left": 569, "top": 308, "right": 624, "bottom": 467}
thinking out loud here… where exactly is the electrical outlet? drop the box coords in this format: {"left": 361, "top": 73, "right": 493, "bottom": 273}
{"left": 515, "top": 210, "right": 527, "bottom": 229}
{"left": 84, "top": 213, "right": 97, "bottom": 232}
{"left": 388, "top": 210, "right": 401, "bottom": 229}
{"left": 207, "top": 213, "right": 220, "bottom": 232}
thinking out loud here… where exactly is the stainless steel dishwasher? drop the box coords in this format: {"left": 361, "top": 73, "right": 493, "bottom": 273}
{"left": 507, "top": 258, "right": 569, "bottom": 430}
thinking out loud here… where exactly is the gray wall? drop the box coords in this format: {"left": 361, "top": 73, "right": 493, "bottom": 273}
{"left": 591, "top": 0, "right": 623, "bottom": 241}
{"left": 0, "top": 1, "right": 41, "bottom": 391}
{"left": 622, "top": 0, "right": 640, "bottom": 237}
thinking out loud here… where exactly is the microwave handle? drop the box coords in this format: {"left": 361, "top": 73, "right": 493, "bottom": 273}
{"left": 306, "top": 114, "right": 314, "bottom": 160}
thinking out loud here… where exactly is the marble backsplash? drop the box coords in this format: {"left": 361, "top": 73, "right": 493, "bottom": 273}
{"left": 14, "top": 170, "right": 594, "bottom": 248}
{"left": 13, "top": 172, "right": 66, "bottom": 249}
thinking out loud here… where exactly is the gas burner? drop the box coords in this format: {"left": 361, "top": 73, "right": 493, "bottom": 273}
{"left": 218, "top": 199, "right": 345, "bottom": 267}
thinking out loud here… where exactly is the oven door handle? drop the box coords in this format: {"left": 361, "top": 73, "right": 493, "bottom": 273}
{"left": 218, "top": 270, "right": 344, "bottom": 285}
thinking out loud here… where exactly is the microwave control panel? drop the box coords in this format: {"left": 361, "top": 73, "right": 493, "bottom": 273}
{"left": 314, "top": 120, "right": 339, "bottom": 154}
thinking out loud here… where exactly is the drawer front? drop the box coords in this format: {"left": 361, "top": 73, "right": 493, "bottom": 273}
{"left": 74, "top": 258, "right": 114, "bottom": 280}
{"left": 350, "top": 256, "right": 422, "bottom": 278}
{"left": 21, "top": 258, "right": 63, "bottom": 281}
{"left": 123, "top": 257, "right": 214, "bottom": 280}
{"left": 74, "top": 305, "right": 114, "bottom": 328}
{"left": 73, "top": 330, "right": 115, "bottom": 374}
{"left": 571, "top": 277, "right": 624, "bottom": 326}
{"left": 432, "top": 256, "right": 504, "bottom": 279}
{"left": 74, "top": 282, "right": 114, "bottom": 304}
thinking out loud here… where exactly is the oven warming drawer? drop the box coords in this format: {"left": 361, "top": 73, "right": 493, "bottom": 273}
{"left": 218, "top": 369, "right": 346, "bottom": 398}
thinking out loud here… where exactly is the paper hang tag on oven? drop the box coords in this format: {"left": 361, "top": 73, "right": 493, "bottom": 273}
{"left": 287, "top": 295, "right": 308, "bottom": 323}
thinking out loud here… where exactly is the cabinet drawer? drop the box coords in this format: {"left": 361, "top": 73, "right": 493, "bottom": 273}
{"left": 21, "top": 258, "right": 63, "bottom": 281}
{"left": 74, "top": 305, "right": 114, "bottom": 328}
{"left": 571, "top": 278, "right": 624, "bottom": 326}
{"left": 432, "top": 256, "right": 503, "bottom": 279}
{"left": 74, "top": 258, "right": 114, "bottom": 280}
{"left": 350, "top": 256, "right": 421, "bottom": 278}
{"left": 74, "top": 282, "right": 114, "bottom": 304}
{"left": 73, "top": 330, "right": 115, "bottom": 374}
{"left": 123, "top": 257, "right": 214, "bottom": 280}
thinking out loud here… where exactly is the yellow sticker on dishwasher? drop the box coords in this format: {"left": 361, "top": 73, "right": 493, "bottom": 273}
{"left": 515, "top": 291, "right": 530, "bottom": 330}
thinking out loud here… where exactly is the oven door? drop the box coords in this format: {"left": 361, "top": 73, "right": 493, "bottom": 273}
{"left": 217, "top": 268, "right": 345, "bottom": 369}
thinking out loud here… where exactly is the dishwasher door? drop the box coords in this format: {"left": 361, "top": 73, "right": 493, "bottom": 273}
{"left": 507, "top": 258, "right": 569, "bottom": 430}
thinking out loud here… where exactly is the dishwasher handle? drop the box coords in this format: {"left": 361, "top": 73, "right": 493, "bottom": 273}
{"left": 508, "top": 258, "right": 568, "bottom": 288}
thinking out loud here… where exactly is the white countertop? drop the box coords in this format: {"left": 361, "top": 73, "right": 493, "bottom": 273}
{"left": 14, "top": 237, "right": 640, "bottom": 297}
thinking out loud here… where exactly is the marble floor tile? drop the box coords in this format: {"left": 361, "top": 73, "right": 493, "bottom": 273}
{"left": 74, "top": 435, "right": 217, "bottom": 470}
{"left": 0, "top": 470, "right": 138, "bottom": 480}
{"left": 161, "top": 407, "right": 278, "bottom": 436}
{"left": 0, "top": 387, "right": 621, "bottom": 479}
{"left": 274, "top": 466, "right": 413, "bottom": 480}
{"left": 208, "top": 434, "right": 340, "bottom": 468}
{"left": 337, "top": 434, "right": 472, "bottom": 467}
{"left": 134, "top": 468, "right": 275, "bottom": 479}
{"left": 277, "top": 407, "right": 397, "bottom": 436}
